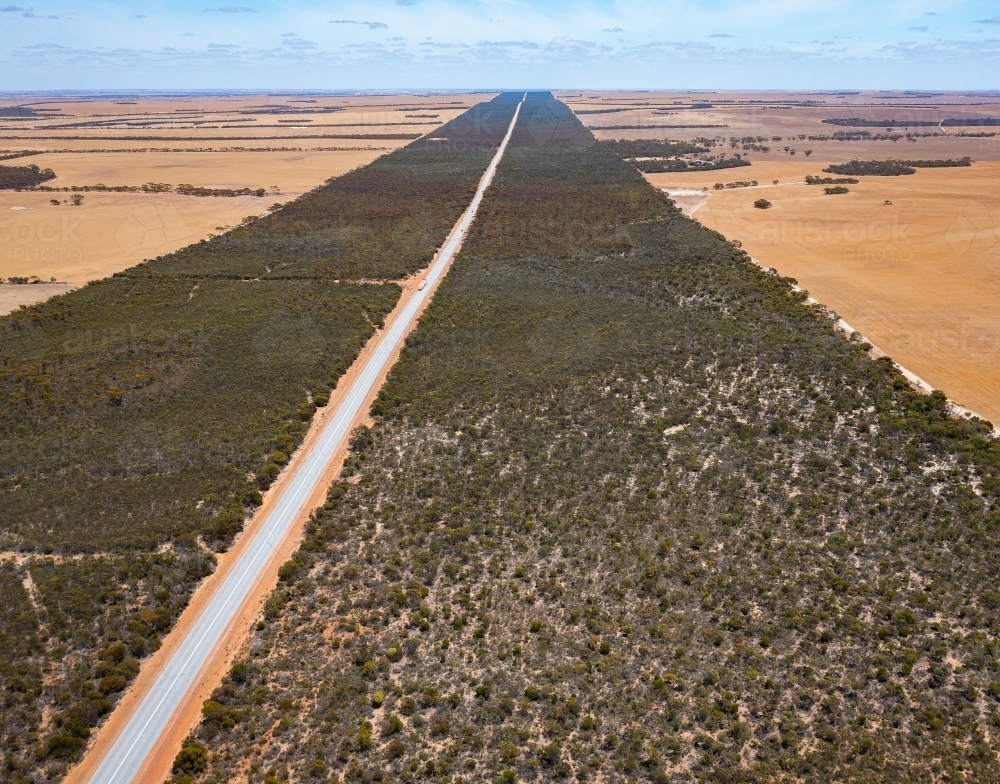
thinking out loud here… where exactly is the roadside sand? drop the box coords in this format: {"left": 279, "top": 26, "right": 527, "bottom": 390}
{"left": 646, "top": 161, "right": 1000, "bottom": 425}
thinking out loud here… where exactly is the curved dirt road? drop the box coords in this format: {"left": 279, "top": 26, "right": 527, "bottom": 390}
{"left": 70, "top": 94, "right": 525, "bottom": 784}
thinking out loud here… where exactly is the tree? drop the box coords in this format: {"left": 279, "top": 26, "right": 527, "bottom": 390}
{"left": 173, "top": 740, "right": 208, "bottom": 774}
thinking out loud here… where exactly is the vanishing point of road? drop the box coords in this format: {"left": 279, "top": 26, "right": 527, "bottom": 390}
{"left": 72, "top": 95, "right": 525, "bottom": 784}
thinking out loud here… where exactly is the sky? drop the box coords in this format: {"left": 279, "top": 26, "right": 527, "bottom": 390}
{"left": 1, "top": 0, "right": 999, "bottom": 91}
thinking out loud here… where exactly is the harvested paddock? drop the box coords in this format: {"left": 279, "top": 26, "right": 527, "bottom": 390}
{"left": 0, "top": 190, "right": 271, "bottom": 307}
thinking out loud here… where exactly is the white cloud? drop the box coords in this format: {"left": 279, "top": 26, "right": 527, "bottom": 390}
{"left": 476, "top": 40, "right": 540, "bottom": 49}
{"left": 330, "top": 19, "right": 388, "bottom": 30}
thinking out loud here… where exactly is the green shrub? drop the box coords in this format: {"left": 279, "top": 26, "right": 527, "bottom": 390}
{"left": 173, "top": 741, "right": 208, "bottom": 774}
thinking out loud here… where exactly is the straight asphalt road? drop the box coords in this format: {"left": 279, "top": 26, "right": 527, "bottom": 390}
{"left": 84, "top": 94, "right": 525, "bottom": 784}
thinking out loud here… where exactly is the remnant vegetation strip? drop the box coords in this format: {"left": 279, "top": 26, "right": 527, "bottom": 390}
{"left": 74, "top": 95, "right": 525, "bottom": 784}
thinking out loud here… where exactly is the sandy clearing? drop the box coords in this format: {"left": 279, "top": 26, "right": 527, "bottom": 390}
{"left": 0, "top": 282, "right": 75, "bottom": 313}
{"left": 646, "top": 161, "right": 1000, "bottom": 426}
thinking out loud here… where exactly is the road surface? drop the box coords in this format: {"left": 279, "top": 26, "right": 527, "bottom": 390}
{"left": 79, "top": 94, "right": 524, "bottom": 784}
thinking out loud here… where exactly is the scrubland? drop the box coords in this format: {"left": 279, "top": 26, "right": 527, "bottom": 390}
{"left": 172, "top": 95, "right": 1000, "bottom": 784}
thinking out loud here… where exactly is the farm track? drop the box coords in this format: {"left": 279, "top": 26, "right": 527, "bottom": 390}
{"left": 66, "top": 95, "right": 525, "bottom": 784}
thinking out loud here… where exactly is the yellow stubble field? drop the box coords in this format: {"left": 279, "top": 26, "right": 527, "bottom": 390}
{"left": 644, "top": 161, "right": 1000, "bottom": 424}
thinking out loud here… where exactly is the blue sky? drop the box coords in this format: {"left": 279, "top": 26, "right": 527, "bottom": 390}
{"left": 1, "top": 0, "right": 999, "bottom": 90}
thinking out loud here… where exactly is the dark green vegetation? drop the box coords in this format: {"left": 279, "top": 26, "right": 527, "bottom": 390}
{"left": 0, "top": 163, "right": 55, "bottom": 189}
{"left": 178, "top": 95, "right": 1000, "bottom": 783}
{"left": 823, "top": 119, "right": 941, "bottom": 128}
{"left": 823, "top": 187, "right": 850, "bottom": 195}
{"left": 0, "top": 150, "right": 44, "bottom": 162}
{"left": 0, "top": 107, "right": 47, "bottom": 118}
{"left": 824, "top": 158, "right": 972, "bottom": 176}
{"left": 1, "top": 278, "right": 398, "bottom": 553}
{"left": 805, "top": 176, "right": 859, "bottom": 185}
{"left": 824, "top": 161, "right": 915, "bottom": 176}
{"left": 596, "top": 124, "right": 730, "bottom": 130}
{"left": 0, "top": 96, "right": 521, "bottom": 782}
{"left": 138, "top": 147, "right": 497, "bottom": 282}
{"left": 901, "top": 158, "right": 973, "bottom": 168}
{"left": 562, "top": 138, "right": 734, "bottom": 174}
{"left": 754, "top": 198, "right": 772, "bottom": 209}
{"left": 713, "top": 180, "right": 758, "bottom": 190}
